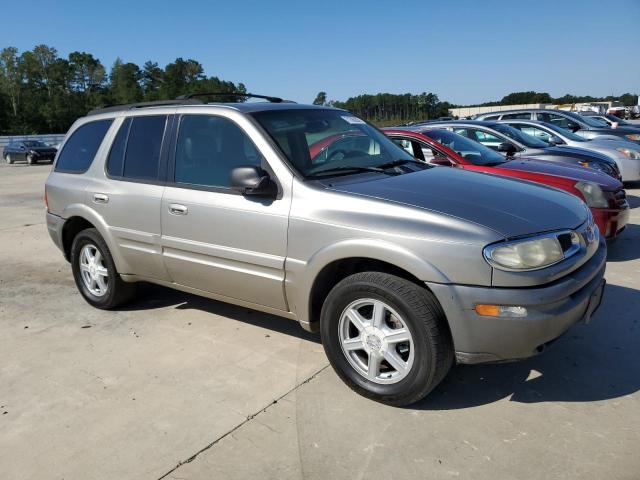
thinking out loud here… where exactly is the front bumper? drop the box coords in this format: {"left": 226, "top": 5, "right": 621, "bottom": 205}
{"left": 427, "top": 236, "right": 607, "bottom": 363}
{"left": 592, "top": 205, "right": 629, "bottom": 239}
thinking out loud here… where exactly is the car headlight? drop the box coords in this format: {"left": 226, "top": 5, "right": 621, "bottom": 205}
{"left": 484, "top": 231, "right": 580, "bottom": 271}
{"left": 575, "top": 181, "right": 609, "bottom": 208}
{"left": 625, "top": 134, "right": 640, "bottom": 141}
{"left": 617, "top": 147, "right": 640, "bottom": 159}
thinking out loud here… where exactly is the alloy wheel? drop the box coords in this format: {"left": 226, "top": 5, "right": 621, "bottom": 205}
{"left": 79, "top": 244, "right": 109, "bottom": 297}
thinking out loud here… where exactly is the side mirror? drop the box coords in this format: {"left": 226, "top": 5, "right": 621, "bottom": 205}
{"left": 431, "top": 156, "right": 452, "bottom": 166}
{"left": 498, "top": 142, "right": 517, "bottom": 155}
{"left": 547, "top": 136, "right": 563, "bottom": 146}
{"left": 569, "top": 124, "right": 580, "bottom": 133}
{"left": 230, "top": 165, "right": 277, "bottom": 197}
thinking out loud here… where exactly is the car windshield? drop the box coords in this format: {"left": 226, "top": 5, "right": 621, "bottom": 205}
{"left": 491, "top": 123, "right": 549, "bottom": 148}
{"left": 22, "top": 141, "right": 46, "bottom": 147}
{"left": 564, "top": 110, "right": 606, "bottom": 128}
{"left": 423, "top": 129, "right": 507, "bottom": 166}
{"left": 251, "top": 109, "right": 421, "bottom": 178}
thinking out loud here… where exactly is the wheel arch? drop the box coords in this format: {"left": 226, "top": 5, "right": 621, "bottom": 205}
{"left": 60, "top": 204, "right": 130, "bottom": 272}
{"left": 287, "top": 239, "right": 450, "bottom": 332}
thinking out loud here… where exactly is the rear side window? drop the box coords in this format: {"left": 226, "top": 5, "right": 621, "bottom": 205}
{"left": 123, "top": 116, "right": 167, "bottom": 181}
{"left": 106, "top": 116, "right": 167, "bottom": 181}
{"left": 501, "top": 112, "right": 531, "bottom": 119}
{"left": 55, "top": 119, "right": 113, "bottom": 173}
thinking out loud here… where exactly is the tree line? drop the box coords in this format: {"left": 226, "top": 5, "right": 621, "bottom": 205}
{"left": 2, "top": 44, "right": 637, "bottom": 134}
{"left": 0, "top": 45, "right": 246, "bottom": 134}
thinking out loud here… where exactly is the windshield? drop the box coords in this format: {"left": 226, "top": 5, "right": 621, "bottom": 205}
{"left": 251, "top": 109, "right": 418, "bottom": 178}
{"left": 22, "top": 141, "right": 46, "bottom": 147}
{"left": 491, "top": 123, "right": 549, "bottom": 148}
{"left": 423, "top": 129, "right": 507, "bottom": 166}
{"left": 564, "top": 110, "right": 607, "bottom": 128}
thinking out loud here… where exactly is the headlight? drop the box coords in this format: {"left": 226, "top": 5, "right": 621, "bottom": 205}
{"left": 625, "top": 134, "right": 640, "bottom": 141}
{"left": 575, "top": 181, "right": 609, "bottom": 208}
{"left": 617, "top": 147, "right": 640, "bottom": 159}
{"left": 484, "top": 231, "right": 580, "bottom": 271}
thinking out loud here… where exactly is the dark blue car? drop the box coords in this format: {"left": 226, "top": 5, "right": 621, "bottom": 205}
{"left": 3, "top": 140, "right": 57, "bottom": 165}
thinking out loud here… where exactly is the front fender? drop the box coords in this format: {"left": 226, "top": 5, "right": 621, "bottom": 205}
{"left": 284, "top": 238, "right": 451, "bottom": 329}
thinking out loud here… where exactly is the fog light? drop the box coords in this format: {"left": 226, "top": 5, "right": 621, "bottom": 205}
{"left": 475, "top": 304, "right": 527, "bottom": 317}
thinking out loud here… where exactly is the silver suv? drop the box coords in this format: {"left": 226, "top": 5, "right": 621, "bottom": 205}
{"left": 45, "top": 97, "right": 606, "bottom": 406}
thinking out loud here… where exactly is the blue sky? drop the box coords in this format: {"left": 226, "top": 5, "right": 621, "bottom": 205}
{"left": 3, "top": 0, "right": 639, "bottom": 104}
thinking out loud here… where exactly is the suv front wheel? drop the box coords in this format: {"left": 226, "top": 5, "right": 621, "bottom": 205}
{"left": 71, "top": 228, "right": 135, "bottom": 309}
{"left": 320, "top": 272, "right": 453, "bottom": 406}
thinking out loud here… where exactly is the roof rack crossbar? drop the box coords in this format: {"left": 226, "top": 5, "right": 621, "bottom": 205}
{"left": 87, "top": 98, "right": 203, "bottom": 116}
{"left": 176, "top": 92, "right": 285, "bottom": 103}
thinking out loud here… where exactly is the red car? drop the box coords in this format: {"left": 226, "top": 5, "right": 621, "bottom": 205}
{"left": 383, "top": 128, "right": 629, "bottom": 239}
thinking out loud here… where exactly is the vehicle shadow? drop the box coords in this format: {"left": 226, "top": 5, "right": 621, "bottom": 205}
{"left": 121, "top": 282, "right": 321, "bottom": 344}
{"left": 413, "top": 283, "right": 640, "bottom": 410}
{"left": 607, "top": 223, "right": 640, "bottom": 262}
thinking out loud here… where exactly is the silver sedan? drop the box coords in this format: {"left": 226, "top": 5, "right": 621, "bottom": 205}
{"left": 500, "top": 119, "right": 640, "bottom": 182}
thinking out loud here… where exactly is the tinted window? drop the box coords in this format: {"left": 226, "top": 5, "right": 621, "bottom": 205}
{"left": 55, "top": 120, "right": 112, "bottom": 173}
{"left": 123, "top": 115, "right": 167, "bottom": 181}
{"left": 175, "top": 115, "right": 263, "bottom": 188}
{"left": 424, "top": 129, "right": 507, "bottom": 166}
{"left": 537, "top": 112, "right": 579, "bottom": 131}
{"left": 482, "top": 115, "right": 500, "bottom": 121}
{"left": 106, "top": 118, "right": 131, "bottom": 177}
{"left": 501, "top": 112, "right": 531, "bottom": 119}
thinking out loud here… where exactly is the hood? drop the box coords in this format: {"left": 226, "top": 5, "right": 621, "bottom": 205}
{"left": 497, "top": 158, "right": 622, "bottom": 190}
{"left": 543, "top": 145, "right": 615, "bottom": 164}
{"left": 589, "top": 137, "right": 640, "bottom": 151}
{"left": 30, "top": 146, "right": 57, "bottom": 153}
{"left": 585, "top": 126, "right": 640, "bottom": 135}
{"left": 328, "top": 167, "right": 588, "bottom": 238}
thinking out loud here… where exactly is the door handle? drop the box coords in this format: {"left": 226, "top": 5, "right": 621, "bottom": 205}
{"left": 93, "top": 193, "right": 109, "bottom": 204}
{"left": 169, "top": 204, "right": 188, "bottom": 215}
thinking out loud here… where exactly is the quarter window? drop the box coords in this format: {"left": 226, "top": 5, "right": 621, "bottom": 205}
{"left": 174, "top": 115, "right": 263, "bottom": 189}
{"left": 55, "top": 119, "right": 113, "bottom": 173}
{"left": 106, "top": 118, "right": 132, "bottom": 177}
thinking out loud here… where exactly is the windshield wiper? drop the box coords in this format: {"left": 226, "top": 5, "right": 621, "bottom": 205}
{"left": 375, "top": 158, "right": 423, "bottom": 169}
{"left": 307, "top": 165, "right": 400, "bottom": 178}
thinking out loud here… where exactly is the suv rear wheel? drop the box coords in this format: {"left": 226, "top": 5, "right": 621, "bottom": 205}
{"left": 320, "top": 272, "right": 453, "bottom": 406}
{"left": 71, "top": 228, "right": 135, "bottom": 309}
{"left": 6, "top": 154, "right": 13, "bottom": 164}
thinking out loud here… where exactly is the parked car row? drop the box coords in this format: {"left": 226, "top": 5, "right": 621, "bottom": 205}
{"left": 46, "top": 96, "right": 611, "bottom": 406}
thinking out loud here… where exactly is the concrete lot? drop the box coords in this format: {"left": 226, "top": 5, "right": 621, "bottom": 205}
{"left": 1, "top": 161, "right": 639, "bottom": 480}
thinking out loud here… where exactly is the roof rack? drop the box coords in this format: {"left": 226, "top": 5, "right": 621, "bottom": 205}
{"left": 87, "top": 91, "right": 294, "bottom": 116}
{"left": 87, "top": 98, "right": 203, "bottom": 116}
{"left": 176, "top": 92, "right": 291, "bottom": 103}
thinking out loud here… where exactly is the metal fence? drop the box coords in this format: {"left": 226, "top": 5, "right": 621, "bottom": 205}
{"left": 0, "top": 134, "right": 65, "bottom": 155}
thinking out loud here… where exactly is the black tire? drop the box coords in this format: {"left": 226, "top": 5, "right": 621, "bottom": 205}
{"left": 320, "top": 272, "right": 454, "bottom": 406}
{"left": 70, "top": 228, "right": 136, "bottom": 309}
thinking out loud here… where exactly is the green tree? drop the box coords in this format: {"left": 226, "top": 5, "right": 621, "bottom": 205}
{"left": 313, "top": 91, "right": 327, "bottom": 105}
{"left": 110, "top": 58, "right": 142, "bottom": 104}
{"left": 0, "top": 47, "right": 23, "bottom": 119}
{"left": 141, "top": 61, "right": 164, "bottom": 101}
